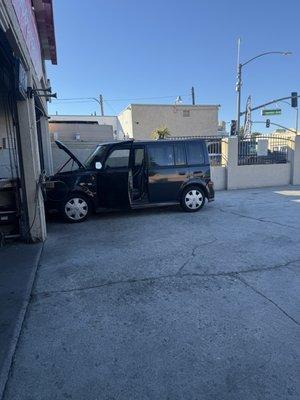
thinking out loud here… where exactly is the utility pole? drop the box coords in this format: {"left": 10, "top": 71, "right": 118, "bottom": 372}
{"left": 191, "top": 86, "right": 195, "bottom": 105}
{"left": 235, "top": 39, "right": 291, "bottom": 136}
{"left": 99, "top": 94, "right": 104, "bottom": 116}
{"left": 236, "top": 38, "right": 242, "bottom": 135}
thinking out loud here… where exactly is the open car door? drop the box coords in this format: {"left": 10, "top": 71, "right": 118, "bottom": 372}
{"left": 98, "top": 141, "right": 133, "bottom": 209}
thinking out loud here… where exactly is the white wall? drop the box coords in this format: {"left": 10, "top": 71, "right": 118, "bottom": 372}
{"left": 211, "top": 166, "right": 227, "bottom": 190}
{"left": 118, "top": 108, "right": 133, "bottom": 139}
{"left": 228, "top": 163, "right": 291, "bottom": 190}
{"left": 223, "top": 137, "right": 295, "bottom": 191}
{"left": 292, "top": 136, "right": 300, "bottom": 185}
{"left": 118, "top": 104, "right": 219, "bottom": 140}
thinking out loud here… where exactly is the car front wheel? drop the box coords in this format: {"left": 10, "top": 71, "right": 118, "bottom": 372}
{"left": 181, "top": 186, "right": 205, "bottom": 212}
{"left": 61, "top": 194, "right": 91, "bottom": 223}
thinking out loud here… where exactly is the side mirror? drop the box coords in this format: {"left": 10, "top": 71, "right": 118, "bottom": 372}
{"left": 95, "top": 161, "right": 102, "bottom": 170}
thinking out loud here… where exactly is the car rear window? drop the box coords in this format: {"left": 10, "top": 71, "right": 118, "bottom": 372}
{"left": 186, "top": 141, "right": 205, "bottom": 165}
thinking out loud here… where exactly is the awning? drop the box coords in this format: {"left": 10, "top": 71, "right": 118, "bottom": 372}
{"left": 32, "top": 0, "right": 57, "bottom": 65}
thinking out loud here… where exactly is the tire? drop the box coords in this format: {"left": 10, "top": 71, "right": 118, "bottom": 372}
{"left": 61, "top": 194, "right": 91, "bottom": 223}
{"left": 180, "top": 186, "right": 205, "bottom": 212}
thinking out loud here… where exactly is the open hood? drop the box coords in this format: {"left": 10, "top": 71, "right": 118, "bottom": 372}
{"left": 55, "top": 140, "right": 86, "bottom": 170}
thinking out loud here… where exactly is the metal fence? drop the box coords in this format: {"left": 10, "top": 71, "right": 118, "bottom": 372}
{"left": 238, "top": 135, "right": 292, "bottom": 165}
{"left": 169, "top": 135, "right": 225, "bottom": 166}
{"left": 204, "top": 136, "right": 224, "bottom": 166}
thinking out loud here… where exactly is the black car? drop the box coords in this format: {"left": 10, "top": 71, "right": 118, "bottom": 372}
{"left": 44, "top": 139, "right": 215, "bottom": 222}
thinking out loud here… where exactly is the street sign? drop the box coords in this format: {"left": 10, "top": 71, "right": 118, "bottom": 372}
{"left": 261, "top": 109, "right": 281, "bottom": 116}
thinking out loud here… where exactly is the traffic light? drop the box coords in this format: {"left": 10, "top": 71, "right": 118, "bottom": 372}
{"left": 266, "top": 119, "right": 270, "bottom": 128}
{"left": 230, "top": 120, "right": 237, "bottom": 136}
{"left": 291, "top": 92, "right": 298, "bottom": 108}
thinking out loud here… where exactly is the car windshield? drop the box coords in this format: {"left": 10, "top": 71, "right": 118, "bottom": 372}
{"left": 84, "top": 145, "right": 107, "bottom": 168}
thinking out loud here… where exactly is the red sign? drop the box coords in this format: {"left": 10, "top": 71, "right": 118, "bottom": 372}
{"left": 12, "top": 0, "right": 43, "bottom": 79}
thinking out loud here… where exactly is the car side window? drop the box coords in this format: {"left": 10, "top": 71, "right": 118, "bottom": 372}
{"left": 186, "top": 142, "right": 205, "bottom": 165}
{"left": 148, "top": 144, "right": 174, "bottom": 167}
{"left": 174, "top": 143, "right": 186, "bottom": 166}
{"left": 105, "top": 148, "right": 130, "bottom": 169}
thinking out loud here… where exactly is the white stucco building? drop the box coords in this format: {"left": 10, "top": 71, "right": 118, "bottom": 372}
{"left": 118, "top": 104, "right": 220, "bottom": 140}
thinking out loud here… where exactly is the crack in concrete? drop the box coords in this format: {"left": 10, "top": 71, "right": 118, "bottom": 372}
{"left": 234, "top": 274, "right": 300, "bottom": 326}
{"left": 176, "top": 238, "right": 218, "bottom": 275}
{"left": 191, "top": 257, "right": 300, "bottom": 278}
{"left": 31, "top": 273, "right": 178, "bottom": 298}
{"left": 216, "top": 207, "right": 299, "bottom": 231}
{"left": 176, "top": 245, "right": 198, "bottom": 275}
{"left": 32, "top": 257, "right": 300, "bottom": 298}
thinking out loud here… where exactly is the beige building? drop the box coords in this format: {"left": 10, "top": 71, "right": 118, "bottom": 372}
{"left": 49, "top": 117, "right": 114, "bottom": 142}
{"left": 49, "top": 114, "right": 123, "bottom": 140}
{"left": 118, "top": 104, "right": 219, "bottom": 140}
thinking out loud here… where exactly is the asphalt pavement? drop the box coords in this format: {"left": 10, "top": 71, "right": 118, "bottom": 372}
{"left": 2, "top": 187, "right": 300, "bottom": 400}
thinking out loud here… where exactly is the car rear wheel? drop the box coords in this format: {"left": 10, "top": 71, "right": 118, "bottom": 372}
{"left": 61, "top": 194, "right": 91, "bottom": 223}
{"left": 181, "top": 186, "right": 205, "bottom": 212}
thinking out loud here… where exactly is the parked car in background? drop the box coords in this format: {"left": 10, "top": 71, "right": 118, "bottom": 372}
{"left": 44, "top": 139, "right": 214, "bottom": 222}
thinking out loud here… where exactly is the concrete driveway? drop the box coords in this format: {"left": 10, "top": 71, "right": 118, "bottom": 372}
{"left": 3, "top": 187, "right": 300, "bottom": 400}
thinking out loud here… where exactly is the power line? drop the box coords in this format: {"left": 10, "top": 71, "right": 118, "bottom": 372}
{"left": 104, "top": 99, "right": 118, "bottom": 115}
{"left": 51, "top": 99, "right": 96, "bottom": 104}
{"left": 105, "top": 94, "right": 190, "bottom": 101}
{"left": 52, "top": 93, "right": 190, "bottom": 103}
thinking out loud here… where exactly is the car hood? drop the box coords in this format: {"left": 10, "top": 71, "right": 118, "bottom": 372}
{"left": 55, "top": 140, "right": 86, "bottom": 169}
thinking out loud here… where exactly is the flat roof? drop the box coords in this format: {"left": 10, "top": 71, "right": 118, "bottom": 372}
{"left": 49, "top": 115, "right": 117, "bottom": 119}
{"left": 119, "top": 103, "right": 220, "bottom": 114}
{"left": 130, "top": 103, "right": 220, "bottom": 107}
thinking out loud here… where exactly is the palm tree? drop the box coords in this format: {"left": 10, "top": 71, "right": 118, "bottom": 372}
{"left": 151, "top": 126, "right": 171, "bottom": 140}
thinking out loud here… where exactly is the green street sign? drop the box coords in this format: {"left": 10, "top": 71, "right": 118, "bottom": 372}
{"left": 261, "top": 109, "right": 281, "bottom": 116}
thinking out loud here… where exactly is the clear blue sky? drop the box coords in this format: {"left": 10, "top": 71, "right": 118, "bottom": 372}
{"left": 47, "top": 0, "right": 299, "bottom": 132}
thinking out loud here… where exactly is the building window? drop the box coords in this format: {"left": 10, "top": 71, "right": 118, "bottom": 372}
{"left": 182, "top": 109, "right": 190, "bottom": 117}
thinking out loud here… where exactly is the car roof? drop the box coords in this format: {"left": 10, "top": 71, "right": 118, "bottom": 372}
{"left": 98, "top": 138, "right": 206, "bottom": 146}
{"left": 136, "top": 138, "right": 206, "bottom": 143}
